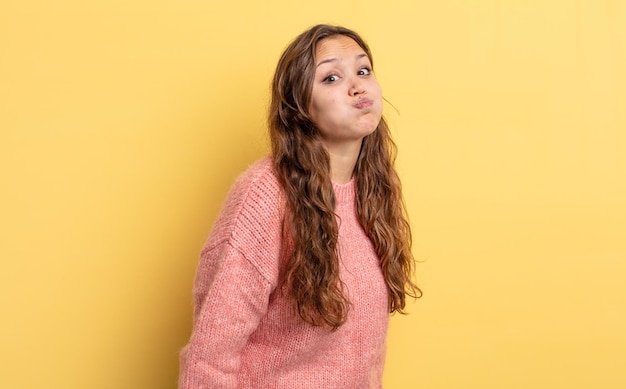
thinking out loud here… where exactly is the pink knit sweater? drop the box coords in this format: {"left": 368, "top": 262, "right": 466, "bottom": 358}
{"left": 179, "top": 158, "right": 389, "bottom": 388}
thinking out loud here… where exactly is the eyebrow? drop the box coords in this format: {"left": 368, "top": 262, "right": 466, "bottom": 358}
{"left": 316, "top": 53, "right": 369, "bottom": 68}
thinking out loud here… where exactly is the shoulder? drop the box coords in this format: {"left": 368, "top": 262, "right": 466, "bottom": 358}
{"left": 205, "top": 157, "right": 285, "bottom": 281}
{"left": 229, "top": 157, "right": 282, "bottom": 208}
{"left": 209, "top": 157, "right": 283, "bottom": 243}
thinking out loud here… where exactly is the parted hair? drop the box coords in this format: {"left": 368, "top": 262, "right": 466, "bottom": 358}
{"left": 269, "top": 24, "right": 421, "bottom": 330}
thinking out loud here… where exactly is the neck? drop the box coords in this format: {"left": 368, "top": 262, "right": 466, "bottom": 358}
{"left": 324, "top": 140, "right": 363, "bottom": 184}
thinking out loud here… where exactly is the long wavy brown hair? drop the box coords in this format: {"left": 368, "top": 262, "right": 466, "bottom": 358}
{"left": 269, "top": 24, "right": 421, "bottom": 330}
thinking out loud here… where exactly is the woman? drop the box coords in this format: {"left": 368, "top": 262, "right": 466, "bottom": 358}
{"left": 179, "top": 24, "right": 420, "bottom": 388}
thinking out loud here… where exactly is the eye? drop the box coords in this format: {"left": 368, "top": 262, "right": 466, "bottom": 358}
{"left": 358, "top": 67, "right": 372, "bottom": 76}
{"left": 323, "top": 74, "right": 339, "bottom": 83}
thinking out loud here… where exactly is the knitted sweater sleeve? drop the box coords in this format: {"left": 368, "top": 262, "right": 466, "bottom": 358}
{"left": 178, "top": 243, "right": 274, "bottom": 388}
{"left": 179, "top": 160, "right": 283, "bottom": 389}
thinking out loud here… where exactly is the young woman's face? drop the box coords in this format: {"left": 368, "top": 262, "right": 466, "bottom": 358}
{"left": 309, "top": 35, "right": 383, "bottom": 150}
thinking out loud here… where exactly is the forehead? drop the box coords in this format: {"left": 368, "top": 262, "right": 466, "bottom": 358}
{"left": 315, "top": 35, "right": 367, "bottom": 60}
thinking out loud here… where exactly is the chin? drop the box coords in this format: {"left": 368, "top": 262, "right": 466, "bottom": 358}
{"left": 363, "top": 121, "right": 381, "bottom": 135}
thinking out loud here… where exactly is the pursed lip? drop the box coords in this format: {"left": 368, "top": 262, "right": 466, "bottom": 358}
{"left": 353, "top": 98, "right": 373, "bottom": 109}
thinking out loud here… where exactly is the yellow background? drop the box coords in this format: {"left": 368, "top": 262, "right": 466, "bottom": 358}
{"left": 1, "top": 1, "right": 624, "bottom": 388}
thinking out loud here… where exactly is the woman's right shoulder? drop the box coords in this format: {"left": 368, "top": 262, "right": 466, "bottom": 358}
{"left": 227, "top": 157, "right": 283, "bottom": 213}
{"left": 233, "top": 157, "right": 281, "bottom": 198}
{"left": 206, "top": 157, "right": 285, "bottom": 249}
{"left": 202, "top": 157, "right": 286, "bottom": 282}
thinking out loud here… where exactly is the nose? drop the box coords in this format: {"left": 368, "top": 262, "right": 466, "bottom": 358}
{"left": 349, "top": 77, "right": 365, "bottom": 96}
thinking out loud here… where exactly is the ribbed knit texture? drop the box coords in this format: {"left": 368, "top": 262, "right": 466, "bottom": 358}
{"left": 179, "top": 158, "right": 389, "bottom": 389}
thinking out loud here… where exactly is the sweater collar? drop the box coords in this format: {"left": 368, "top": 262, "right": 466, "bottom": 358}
{"left": 332, "top": 176, "right": 356, "bottom": 205}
